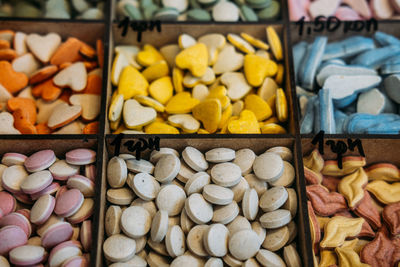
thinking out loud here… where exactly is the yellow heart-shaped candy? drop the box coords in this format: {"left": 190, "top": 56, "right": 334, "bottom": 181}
{"left": 136, "top": 44, "right": 165, "bottom": 67}
{"left": 165, "top": 92, "right": 200, "bottom": 114}
{"left": 276, "top": 88, "right": 288, "bottom": 122}
{"left": 175, "top": 43, "right": 208, "bottom": 77}
{"left": 144, "top": 121, "right": 179, "bottom": 134}
{"left": 172, "top": 67, "right": 184, "bottom": 93}
{"left": 149, "top": 76, "right": 173, "bottom": 105}
{"left": 192, "top": 99, "right": 221, "bottom": 133}
{"left": 244, "top": 54, "right": 278, "bottom": 87}
{"left": 117, "top": 65, "right": 149, "bottom": 100}
{"left": 244, "top": 94, "right": 272, "bottom": 121}
{"left": 207, "top": 85, "right": 230, "bottom": 110}
{"left": 228, "top": 110, "right": 260, "bottom": 134}
{"left": 142, "top": 60, "right": 169, "bottom": 82}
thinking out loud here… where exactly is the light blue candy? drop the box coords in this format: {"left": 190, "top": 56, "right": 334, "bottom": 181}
{"left": 313, "top": 96, "right": 320, "bottom": 133}
{"left": 343, "top": 113, "right": 400, "bottom": 133}
{"left": 387, "top": 55, "right": 400, "bottom": 64}
{"left": 322, "top": 36, "right": 375, "bottom": 61}
{"left": 300, "top": 95, "right": 316, "bottom": 134}
{"left": 365, "top": 120, "right": 400, "bottom": 134}
{"left": 381, "top": 63, "right": 400, "bottom": 75}
{"left": 374, "top": 31, "right": 400, "bottom": 46}
{"left": 299, "top": 36, "right": 327, "bottom": 91}
{"left": 292, "top": 41, "right": 307, "bottom": 84}
{"left": 316, "top": 64, "right": 377, "bottom": 87}
{"left": 351, "top": 45, "right": 400, "bottom": 69}
{"left": 334, "top": 110, "right": 347, "bottom": 134}
{"left": 319, "top": 89, "right": 336, "bottom": 134}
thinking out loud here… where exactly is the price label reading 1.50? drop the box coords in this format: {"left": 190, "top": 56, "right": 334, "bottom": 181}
{"left": 296, "top": 16, "right": 378, "bottom": 36}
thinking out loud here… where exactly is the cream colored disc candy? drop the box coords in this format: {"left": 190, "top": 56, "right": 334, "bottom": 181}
{"left": 180, "top": 207, "right": 194, "bottom": 234}
{"left": 126, "top": 158, "right": 154, "bottom": 174}
{"left": 151, "top": 210, "right": 169, "bottom": 242}
{"left": 283, "top": 243, "right": 301, "bottom": 267}
{"left": 243, "top": 258, "right": 261, "bottom": 267}
{"left": 9, "top": 245, "right": 45, "bottom": 266}
{"left": 262, "top": 225, "right": 290, "bottom": 251}
{"left": 253, "top": 152, "right": 283, "bottom": 182}
{"left": 252, "top": 221, "right": 266, "bottom": 246}
{"left": 103, "top": 234, "right": 136, "bottom": 262}
{"left": 212, "top": 201, "right": 239, "bottom": 224}
{"left": 2, "top": 165, "right": 28, "bottom": 192}
{"left": 205, "top": 148, "right": 235, "bottom": 163}
{"left": 256, "top": 249, "right": 286, "bottom": 267}
{"left": 266, "top": 146, "right": 293, "bottom": 161}
{"left": 229, "top": 229, "right": 261, "bottom": 260}
{"left": 203, "top": 223, "right": 229, "bottom": 257}
{"left": 109, "top": 255, "right": 147, "bottom": 267}
{"left": 170, "top": 254, "right": 202, "bottom": 267}
{"left": 260, "top": 209, "right": 291, "bottom": 229}
{"left": 184, "top": 172, "right": 210, "bottom": 195}
{"left": 148, "top": 238, "right": 169, "bottom": 256}
{"left": 177, "top": 160, "right": 195, "bottom": 183}
{"left": 150, "top": 148, "right": 179, "bottom": 164}
{"left": 203, "top": 184, "right": 234, "bottom": 205}
{"left": 282, "top": 188, "right": 298, "bottom": 218}
{"left": 227, "top": 216, "right": 251, "bottom": 235}
{"left": 49, "top": 160, "right": 79, "bottom": 180}
{"left": 107, "top": 187, "right": 135, "bottom": 205}
{"left": 187, "top": 225, "right": 209, "bottom": 257}
{"left": 147, "top": 251, "right": 170, "bottom": 267}
{"left": 242, "top": 188, "right": 259, "bottom": 220}
{"left": 165, "top": 225, "right": 186, "bottom": 258}
{"left": 131, "top": 198, "right": 157, "bottom": 218}
{"left": 231, "top": 176, "right": 249, "bottom": 202}
{"left": 156, "top": 184, "right": 186, "bottom": 216}
{"left": 107, "top": 156, "right": 127, "bottom": 188}
{"left": 244, "top": 174, "right": 267, "bottom": 198}
{"left": 205, "top": 257, "right": 223, "bottom": 267}
{"left": 182, "top": 147, "right": 208, "bottom": 172}
{"left": 223, "top": 254, "right": 243, "bottom": 266}
{"left": 211, "top": 162, "right": 242, "bottom": 187}
{"left": 233, "top": 148, "right": 256, "bottom": 175}
{"left": 287, "top": 221, "right": 298, "bottom": 244}
{"left": 121, "top": 206, "right": 151, "bottom": 238}
{"left": 154, "top": 154, "right": 181, "bottom": 183}
{"left": 185, "top": 193, "right": 213, "bottom": 224}
{"left": 269, "top": 161, "right": 295, "bottom": 187}
{"left": 131, "top": 173, "right": 160, "bottom": 201}
{"left": 259, "top": 186, "right": 288, "bottom": 212}
{"left": 134, "top": 235, "right": 147, "bottom": 253}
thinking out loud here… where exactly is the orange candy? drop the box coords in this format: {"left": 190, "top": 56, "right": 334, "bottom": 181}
{"left": 83, "top": 121, "right": 99, "bottom": 134}
{"left": 0, "top": 61, "right": 28, "bottom": 94}
{"left": 32, "top": 79, "right": 62, "bottom": 102}
{"left": 50, "top": 37, "right": 84, "bottom": 66}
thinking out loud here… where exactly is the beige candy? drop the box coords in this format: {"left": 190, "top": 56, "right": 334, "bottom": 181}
{"left": 283, "top": 243, "right": 301, "bottom": 267}
{"left": 160, "top": 44, "right": 180, "bottom": 68}
{"left": 131, "top": 199, "right": 157, "bottom": 218}
{"left": 212, "top": 201, "right": 239, "bottom": 224}
{"left": 243, "top": 258, "right": 261, "bottom": 267}
{"left": 182, "top": 147, "right": 208, "bottom": 172}
{"left": 70, "top": 94, "right": 101, "bottom": 121}
{"left": 123, "top": 99, "right": 157, "bottom": 129}
{"left": 229, "top": 229, "right": 260, "bottom": 260}
{"left": 54, "top": 62, "right": 87, "bottom": 91}
{"left": 168, "top": 114, "right": 200, "bottom": 133}
{"left": 282, "top": 188, "right": 297, "bottom": 218}
{"left": 227, "top": 216, "right": 251, "bottom": 235}
{"left": 185, "top": 193, "right": 213, "bottom": 224}
{"left": 258, "top": 77, "right": 278, "bottom": 102}
{"left": 156, "top": 184, "right": 186, "bottom": 216}
{"left": 221, "top": 72, "right": 251, "bottom": 101}
{"left": 115, "top": 45, "right": 141, "bottom": 69}
{"left": 105, "top": 205, "right": 122, "bottom": 236}
{"left": 126, "top": 158, "right": 154, "bottom": 174}
{"left": 211, "top": 162, "right": 242, "bottom": 187}
{"left": 232, "top": 100, "right": 244, "bottom": 116}
{"left": 242, "top": 188, "right": 259, "bottom": 220}
{"left": 203, "top": 223, "right": 229, "bottom": 257}
{"left": 205, "top": 148, "right": 235, "bottom": 163}
{"left": 14, "top": 32, "right": 27, "bottom": 56}
{"left": 253, "top": 152, "right": 284, "bottom": 182}
{"left": 231, "top": 176, "right": 250, "bottom": 202}
{"left": 245, "top": 173, "right": 268, "bottom": 198}
{"left": 269, "top": 161, "right": 295, "bottom": 187}
{"left": 130, "top": 173, "right": 160, "bottom": 201}
{"left": 103, "top": 234, "right": 136, "bottom": 262}
{"left": 0, "top": 84, "right": 12, "bottom": 103}
{"left": 150, "top": 148, "right": 179, "bottom": 164}
{"left": 147, "top": 251, "right": 170, "bottom": 267}
{"left": 166, "top": 225, "right": 186, "bottom": 258}
{"left": 0, "top": 112, "right": 20, "bottom": 134}
{"left": 2, "top": 165, "right": 28, "bottom": 192}
{"left": 187, "top": 225, "right": 209, "bottom": 257}
{"left": 262, "top": 225, "right": 289, "bottom": 251}
{"left": 109, "top": 256, "right": 147, "bottom": 267}
{"left": 47, "top": 102, "right": 82, "bottom": 130}
{"left": 170, "top": 254, "right": 202, "bottom": 267}
{"left": 252, "top": 221, "right": 266, "bottom": 246}
{"left": 185, "top": 171, "right": 210, "bottom": 195}
{"left": 260, "top": 209, "right": 291, "bottom": 229}
{"left": 180, "top": 207, "right": 194, "bottom": 234}
{"left": 233, "top": 148, "right": 256, "bottom": 175}
{"left": 26, "top": 33, "right": 61, "bottom": 63}
{"left": 107, "top": 187, "right": 135, "bottom": 205}
{"left": 12, "top": 53, "right": 40, "bottom": 76}
{"left": 192, "top": 84, "right": 209, "bottom": 101}
{"left": 266, "top": 147, "right": 293, "bottom": 161}
{"left": 177, "top": 160, "right": 195, "bottom": 183}
{"left": 151, "top": 210, "right": 169, "bottom": 242}
{"left": 256, "top": 249, "right": 286, "bottom": 267}
{"left": 287, "top": 221, "right": 298, "bottom": 244}
{"left": 148, "top": 238, "right": 169, "bottom": 256}
{"left": 203, "top": 184, "right": 234, "bottom": 205}
{"left": 213, "top": 44, "right": 243, "bottom": 74}
{"left": 205, "top": 257, "right": 224, "bottom": 267}
{"left": 121, "top": 206, "right": 151, "bottom": 238}
{"left": 223, "top": 254, "right": 243, "bottom": 266}
{"left": 260, "top": 186, "right": 288, "bottom": 212}
{"left": 198, "top": 33, "right": 226, "bottom": 65}
{"left": 107, "top": 156, "right": 127, "bottom": 188}
{"left": 36, "top": 99, "right": 64, "bottom": 124}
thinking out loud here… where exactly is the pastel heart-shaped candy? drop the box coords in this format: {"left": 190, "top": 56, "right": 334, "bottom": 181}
{"left": 53, "top": 62, "right": 88, "bottom": 92}
{"left": 115, "top": 45, "right": 141, "bottom": 69}
{"left": 178, "top": 33, "right": 197, "bottom": 49}
{"left": 192, "top": 98, "right": 221, "bottom": 133}
{"left": 370, "top": 0, "right": 393, "bottom": 19}
{"left": 176, "top": 43, "right": 208, "bottom": 77}
{"left": 108, "top": 94, "right": 124, "bottom": 122}
{"left": 213, "top": 44, "right": 244, "bottom": 74}
{"left": 258, "top": 77, "right": 278, "bottom": 102}
{"left": 0, "top": 83, "right": 12, "bottom": 103}
{"left": 117, "top": 65, "right": 148, "bottom": 100}
{"left": 221, "top": 72, "right": 252, "bottom": 101}
{"left": 168, "top": 114, "right": 200, "bottom": 133}
{"left": 165, "top": 92, "right": 200, "bottom": 114}
{"left": 183, "top": 67, "right": 216, "bottom": 87}
{"left": 123, "top": 99, "right": 156, "bottom": 128}
{"left": 14, "top": 32, "right": 27, "bottom": 56}
{"left": 0, "top": 61, "right": 28, "bottom": 94}
{"left": 343, "top": 0, "right": 371, "bottom": 18}
{"left": 244, "top": 54, "right": 278, "bottom": 87}
{"left": 47, "top": 102, "right": 82, "bottom": 130}
{"left": 160, "top": 44, "right": 180, "bottom": 68}
{"left": 308, "top": 0, "right": 341, "bottom": 18}
{"left": 192, "top": 84, "right": 209, "bottom": 101}
{"left": 36, "top": 99, "right": 65, "bottom": 124}
{"left": 0, "top": 112, "right": 21, "bottom": 134}
{"left": 198, "top": 33, "right": 226, "bottom": 65}
{"left": 70, "top": 94, "right": 101, "bottom": 121}
{"left": 228, "top": 110, "right": 260, "bottom": 134}
{"left": 111, "top": 52, "right": 129, "bottom": 86}
{"left": 136, "top": 44, "right": 164, "bottom": 67}
{"left": 26, "top": 33, "right": 61, "bottom": 63}
{"left": 11, "top": 53, "right": 40, "bottom": 76}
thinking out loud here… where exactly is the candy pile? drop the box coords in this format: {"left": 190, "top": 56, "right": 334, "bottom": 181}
{"left": 289, "top": 0, "right": 400, "bottom": 21}
{"left": 295, "top": 31, "right": 400, "bottom": 134}
{"left": 0, "top": 148, "right": 97, "bottom": 266}
{"left": 109, "top": 27, "right": 289, "bottom": 134}
{"left": 304, "top": 149, "right": 400, "bottom": 267}
{"left": 0, "top": 0, "right": 104, "bottom": 19}
{"left": 0, "top": 30, "right": 103, "bottom": 134}
{"left": 116, "top": 0, "right": 280, "bottom": 22}
{"left": 104, "top": 146, "right": 301, "bottom": 266}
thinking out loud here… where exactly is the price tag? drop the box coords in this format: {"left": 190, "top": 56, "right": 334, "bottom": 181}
{"left": 110, "top": 133, "right": 160, "bottom": 159}
{"left": 117, "top": 17, "right": 162, "bottom": 42}
{"left": 311, "top": 130, "right": 365, "bottom": 169}
{"left": 296, "top": 16, "right": 378, "bottom": 36}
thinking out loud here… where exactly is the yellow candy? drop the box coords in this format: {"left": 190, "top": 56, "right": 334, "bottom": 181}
{"left": 303, "top": 149, "right": 324, "bottom": 173}
{"left": 264, "top": 117, "right": 279, "bottom": 124}
{"left": 316, "top": 216, "right": 330, "bottom": 230}
{"left": 218, "top": 104, "right": 232, "bottom": 129}
{"left": 244, "top": 54, "right": 278, "bottom": 87}
{"left": 276, "top": 88, "right": 288, "bottom": 122}
{"left": 366, "top": 180, "right": 400, "bottom": 204}
{"left": 244, "top": 94, "right": 272, "bottom": 121}
{"left": 341, "top": 238, "right": 359, "bottom": 250}
{"left": 111, "top": 52, "right": 129, "bottom": 86}
{"left": 110, "top": 117, "right": 121, "bottom": 131}
{"left": 258, "top": 77, "right": 278, "bottom": 102}
{"left": 266, "top": 26, "right": 283, "bottom": 61}
{"left": 228, "top": 110, "right": 260, "bottom": 134}
{"left": 267, "top": 94, "right": 277, "bottom": 117}
{"left": 192, "top": 99, "right": 221, "bottom": 133}
{"left": 172, "top": 68, "right": 184, "bottom": 93}
{"left": 338, "top": 168, "right": 368, "bottom": 209}
{"left": 232, "top": 100, "right": 244, "bottom": 116}
{"left": 207, "top": 86, "right": 230, "bottom": 110}
{"left": 240, "top": 33, "right": 270, "bottom": 50}
{"left": 149, "top": 76, "right": 173, "bottom": 105}
{"left": 221, "top": 116, "right": 238, "bottom": 134}
{"left": 165, "top": 92, "right": 200, "bottom": 114}
{"left": 108, "top": 94, "right": 124, "bottom": 122}
{"left": 117, "top": 66, "right": 149, "bottom": 100}
{"left": 183, "top": 68, "right": 217, "bottom": 88}
{"left": 198, "top": 33, "right": 226, "bottom": 66}
{"left": 145, "top": 121, "right": 179, "bottom": 134}
{"left": 168, "top": 114, "right": 200, "bottom": 133}
{"left": 320, "top": 216, "right": 364, "bottom": 248}
{"left": 227, "top": 33, "right": 255, "bottom": 54}
{"left": 319, "top": 250, "right": 337, "bottom": 267}
{"left": 197, "top": 128, "right": 210, "bottom": 134}
{"left": 134, "top": 95, "right": 165, "bottom": 112}
{"left": 175, "top": 43, "right": 208, "bottom": 77}
{"left": 142, "top": 60, "right": 170, "bottom": 82}
{"left": 322, "top": 157, "right": 366, "bottom": 177}
{"left": 136, "top": 44, "right": 164, "bottom": 67}
{"left": 275, "top": 63, "right": 284, "bottom": 86}
{"left": 335, "top": 247, "right": 370, "bottom": 267}
{"left": 260, "top": 123, "right": 286, "bottom": 134}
